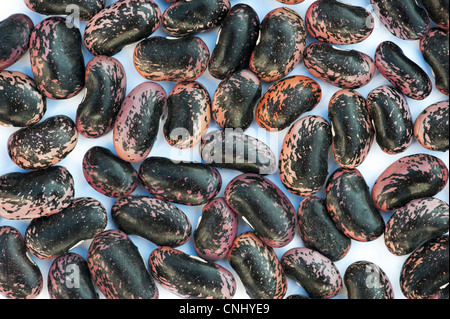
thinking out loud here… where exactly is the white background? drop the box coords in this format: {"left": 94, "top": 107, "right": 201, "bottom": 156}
{"left": 0, "top": 0, "right": 448, "bottom": 299}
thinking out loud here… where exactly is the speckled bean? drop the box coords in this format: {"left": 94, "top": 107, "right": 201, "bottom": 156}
{"left": 87, "top": 229, "right": 158, "bottom": 299}
{"left": 0, "top": 166, "right": 74, "bottom": 220}
{"left": 209, "top": 4, "right": 259, "bottom": 80}
{"left": 372, "top": 153, "right": 449, "bottom": 211}
{"left": 200, "top": 129, "right": 277, "bottom": 175}
{"left": 113, "top": 82, "right": 166, "bottom": 162}
{"left": 281, "top": 247, "right": 343, "bottom": 299}
{"left": 162, "top": 0, "right": 230, "bottom": 37}
{"left": 24, "top": 197, "right": 107, "bottom": 260}
{"left": 400, "top": 235, "right": 448, "bottom": 299}
{"left": 139, "top": 156, "right": 222, "bottom": 206}
{"left": 328, "top": 89, "right": 374, "bottom": 168}
{"left": 420, "top": 28, "right": 449, "bottom": 96}
{"left": 25, "top": 0, "right": 105, "bottom": 20}
{"left": 277, "top": 0, "right": 305, "bottom": 4}
{"left": 325, "top": 168, "right": 385, "bottom": 242}
{"left": 420, "top": 0, "right": 449, "bottom": 30}
{"left": 133, "top": 36, "right": 210, "bottom": 83}
{"left": 0, "top": 226, "right": 43, "bottom": 299}
{"left": 414, "top": 100, "right": 449, "bottom": 152}
{"left": 256, "top": 75, "right": 322, "bottom": 131}
{"left": 305, "top": 0, "right": 374, "bottom": 45}
{"left": 344, "top": 261, "right": 394, "bottom": 299}
{"left": 163, "top": 81, "right": 211, "bottom": 149}
{"left": 84, "top": 0, "right": 161, "bottom": 56}
{"left": 228, "top": 231, "right": 287, "bottom": 299}
{"left": 76, "top": 55, "right": 127, "bottom": 138}
{"left": 0, "top": 71, "right": 46, "bottom": 127}
{"left": 385, "top": 197, "right": 449, "bottom": 256}
{"left": 8, "top": 115, "right": 78, "bottom": 171}
{"left": 224, "top": 173, "right": 297, "bottom": 248}
{"left": 279, "top": 115, "right": 332, "bottom": 197}
{"left": 47, "top": 253, "right": 98, "bottom": 299}
{"left": 375, "top": 41, "right": 432, "bottom": 100}
{"left": 370, "top": 0, "right": 430, "bottom": 40}
{"left": 249, "top": 7, "right": 307, "bottom": 82}
{"left": 194, "top": 197, "right": 238, "bottom": 262}
{"left": 212, "top": 69, "right": 261, "bottom": 131}
{"left": 297, "top": 196, "right": 351, "bottom": 262}
{"left": 29, "top": 17, "right": 85, "bottom": 99}
{"left": 148, "top": 246, "right": 236, "bottom": 299}
{"left": 111, "top": 195, "right": 191, "bottom": 247}
{"left": 0, "top": 14, "right": 33, "bottom": 70}
{"left": 303, "top": 41, "right": 375, "bottom": 89}
{"left": 82, "top": 146, "right": 139, "bottom": 198}
{"left": 366, "top": 85, "right": 413, "bottom": 154}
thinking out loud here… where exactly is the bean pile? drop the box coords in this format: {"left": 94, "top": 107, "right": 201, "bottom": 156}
{"left": 0, "top": 0, "right": 448, "bottom": 300}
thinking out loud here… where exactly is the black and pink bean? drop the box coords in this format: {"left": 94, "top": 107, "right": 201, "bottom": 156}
{"left": 0, "top": 0, "right": 448, "bottom": 300}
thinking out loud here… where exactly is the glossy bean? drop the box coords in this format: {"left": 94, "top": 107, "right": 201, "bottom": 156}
{"left": 366, "top": 85, "right": 413, "bottom": 154}
{"left": 370, "top": 0, "right": 430, "bottom": 40}
{"left": 372, "top": 153, "right": 449, "bottom": 211}
{"left": 279, "top": 115, "right": 331, "bottom": 197}
{"left": 133, "top": 36, "right": 210, "bottom": 83}
{"left": 305, "top": 0, "right": 374, "bottom": 45}
{"left": 277, "top": 0, "right": 305, "bottom": 4}
{"left": 114, "top": 82, "right": 166, "bottom": 162}
{"left": 111, "top": 195, "right": 191, "bottom": 247}
{"left": 76, "top": 55, "right": 127, "bottom": 138}
{"left": 286, "top": 294, "right": 309, "bottom": 299}
{"left": 344, "top": 261, "right": 394, "bottom": 299}
{"left": 0, "top": 14, "right": 33, "bottom": 70}
{"left": 255, "top": 75, "right": 322, "bottom": 131}
{"left": 82, "top": 146, "right": 139, "bottom": 198}
{"left": 84, "top": 0, "right": 160, "bottom": 56}
{"left": 375, "top": 41, "right": 432, "bottom": 100}
{"left": 163, "top": 81, "right": 211, "bottom": 149}
{"left": 420, "top": 28, "right": 449, "bottom": 96}
{"left": 0, "top": 226, "right": 43, "bottom": 299}
{"left": 228, "top": 231, "right": 287, "bottom": 299}
{"left": 249, "top": 7, "right": 306, "bottom": 82}
{"left": 148, "top": 246, "right": 236, "bottom": 299}
{"left": 0, "top": 71, "right": 46, "bottom": 127}
{"left": 414, "top": 100, "right": 449, "bottom": 152}
{"left": 400, "top": 235, "right": 448, "bottom": 299}
{"left": 25, "top": 0, "right": 105, "bottom": 20}
{"left": 281, "top": 247, "right": 343, "bottom": 299}
{"left": 212, "top": 69, "right": 261, "bottom": 131}
{"left": 325, "top": 168, "right": 385, "bottom": 242}
{"left": 162, "top": 0, "right": 230, "bottom": 37}
{"left": 87, "top": 229, "right": 158, "bottom": 299}
{"left": 8, "top": 115, "right": 78, "bottom": 171}
{"left": 29, "top": 17, "right": 85, "bottom": 99}
{"left": 328, "top": 89, "right": 374, "bottom": 168}
{"left": 385, "top": 197, "right": 449, "bottom": 256}
{"left": 209, "top": 4, "right": 259, "bottom": 80}
{"left": 200, "top": 129, "right": 277, "bottom": 175}
{"left": 24, "top": 197, "right": 107, "bottom": 260}
{"left": 0, "top": 166, "right": 74, "bottom": 220}
{"left": 47, "top": 253, "right": 98, "bottom": 299}
{"left": 139, "top": 156, "right": 222, "bottom": 206}
{"left": 224, "top": 173, "right": 297, "bottom": 248}
{"left": 420, "top": 0, "right": 449, "bottom": 30}
{"left": 297, "top": 196, "right": 351, "bottom": 262}
{"left": 303, "top": 41, "right": 375, "bottom": 89}
{"left": 194, "top": 197, "right": 238, "bottom": 262}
